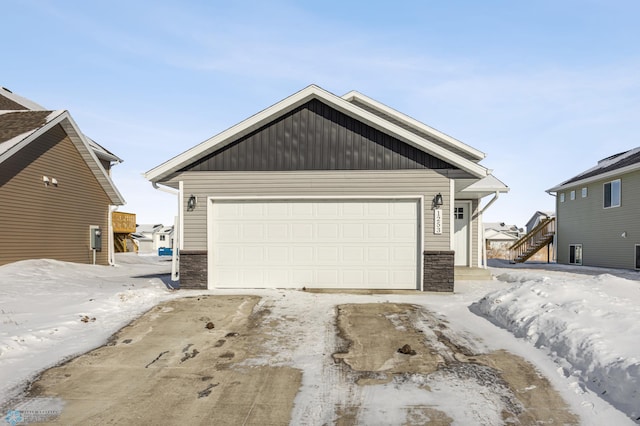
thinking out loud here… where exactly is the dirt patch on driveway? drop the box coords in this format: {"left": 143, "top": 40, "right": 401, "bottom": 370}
{"left": 22, "top": 296, "right": 301, "bottom": 425}
{"left": 332, "top": 303, "right": 579, "bottom": 425}
{"left": 15, "top": 296, "right": 581, "bottom": 425}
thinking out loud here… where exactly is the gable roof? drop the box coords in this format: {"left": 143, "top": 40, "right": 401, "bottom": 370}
{"left": 485, "top": 228, "right": 519, "bottom": 241}
{"left": 341, "top": 90, "right": 486, "bottom": 162}
{"left": 525, "top": 210, "right": 554, "bottom": 229}
{"left": 547, "top": 146, "right": 640, "bottom": 192}
{"left": 0, "top": 87, "right": 46, "bottom": 110}
{"left": 1, "top": 87, "right": 123, "bottom": 164}
{"left": 0, "top": 109, "right": 125, "bottom": 205}
{"left": 145, "top": 85, "right": 492, "bottom": 183}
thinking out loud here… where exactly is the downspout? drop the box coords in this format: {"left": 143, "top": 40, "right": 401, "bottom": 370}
{"left": 478, "top": 191, "right": 500, "bottom": 268}
{"left": 108, "top": 205, "right": 118, "bottom": 266}
{"left": 152, "top": 182, "right": 180, "bottom": 282}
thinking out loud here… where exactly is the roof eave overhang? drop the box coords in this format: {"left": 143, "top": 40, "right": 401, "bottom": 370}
{"left": 457, "top": 174, "right": 510, "bottom": 199}
{"left": 56, "top": 114, "right": 125, "bottom": 205}
{"left": 546, "top": 163, "right": 640, "bottom": 193}
{"left": 341, "top": 90, "right": 486, "bottom": 162}
{"left": 145, "top": 85, "right": 489, "bottom": 183}
{"left": 0, "top": 111, "right": 125, "bottom": 205}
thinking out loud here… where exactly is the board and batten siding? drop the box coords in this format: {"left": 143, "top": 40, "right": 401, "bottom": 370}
{"left": 0, "top": 124, "right": 111, "bottom": 266}
{"left": 556, "top": 169, "right": 640, "bottom": 269}
{"left": 171, "top": 169, "right": 454, "bottom": 253}
{"left": 182, "top": 99, "right": 457, "bottom": 173}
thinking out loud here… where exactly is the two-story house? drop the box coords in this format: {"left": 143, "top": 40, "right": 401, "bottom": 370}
{"left": 547, "top": 147, "right": 640, "bottom": 269}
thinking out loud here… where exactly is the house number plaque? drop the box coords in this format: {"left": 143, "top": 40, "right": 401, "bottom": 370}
{"left": 434, "top": 209, "right": 443, "bottom": 234}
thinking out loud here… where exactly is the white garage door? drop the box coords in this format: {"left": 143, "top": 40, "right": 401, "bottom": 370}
{"left": 209, "top": 198, "right": 420, "bottom": 289}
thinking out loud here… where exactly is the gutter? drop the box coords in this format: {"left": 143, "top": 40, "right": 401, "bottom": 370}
{"left": 152, "top": 181, "right": 179, "bottom": 195}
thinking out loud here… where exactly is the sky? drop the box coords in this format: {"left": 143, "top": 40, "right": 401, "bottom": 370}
{"left": 3, "top": 0, "right": 640, "bottom": 228}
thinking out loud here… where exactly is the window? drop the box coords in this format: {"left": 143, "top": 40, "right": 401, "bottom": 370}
{"left": 454, "top": 207, "right": 464, "bottom": 219}
{"left": 604, "top": 179, "right": 621, "bottom": 208}
{"left": 570, "top": 190, "right": 575, "bottom": 200}
{"left": 582, "top": 187, "right": 588, "bottom": 198}
{"left": 159, "top": 235, "right": 166, "bottom": 241}
{"left": 560, "top": 193, "right": 565, "bottom": 203}
{"left": 636, "top": 245, "right": 640, "bottom": 270}
{"left": 569, "top": 244, "right": 582, "bottom": 265}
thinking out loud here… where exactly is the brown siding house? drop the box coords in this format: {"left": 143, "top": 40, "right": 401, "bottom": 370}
{"left": 0, "top": 87, "right": 124, "bottom": 266}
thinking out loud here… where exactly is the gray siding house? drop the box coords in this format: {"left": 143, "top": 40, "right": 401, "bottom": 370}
{"left": 146, "top": 85, "right": 508, "bottom": 291}
{"left": 547, "top": 147, "right": 640, "bottom": 269}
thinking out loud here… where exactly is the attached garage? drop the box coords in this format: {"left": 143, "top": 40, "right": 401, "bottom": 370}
{"left": 209, "top": 198, "right": 421, "bottom": 289}
{"left": 145, "top": 85, "right": 509, "bottom": 291}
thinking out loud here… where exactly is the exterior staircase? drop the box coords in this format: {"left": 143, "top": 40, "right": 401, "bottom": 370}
{"left": 509, "top": 217, "right": 555, "bottom": 263}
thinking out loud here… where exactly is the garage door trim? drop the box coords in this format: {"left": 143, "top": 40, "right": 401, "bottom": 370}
{"left": 206, "top": 195, "right": 424, "bottom": 290}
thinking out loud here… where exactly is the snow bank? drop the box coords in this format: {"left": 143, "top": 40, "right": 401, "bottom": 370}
{"left": 473, "top": 269, "right": 640, "bottom": 422}
{"left": 0, "top": 256, "right": 178, "bottom": 403}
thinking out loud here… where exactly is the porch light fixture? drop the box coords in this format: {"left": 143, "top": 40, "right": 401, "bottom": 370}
{"left": 433, "top": 193, "right": 444, "bottom": 209}
{"left": 187, "top": 194, "right": 197, "bottom": 211}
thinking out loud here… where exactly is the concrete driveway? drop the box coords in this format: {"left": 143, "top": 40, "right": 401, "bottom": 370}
{"left": 22, "top": 294, "right": 578, "bottom": 425}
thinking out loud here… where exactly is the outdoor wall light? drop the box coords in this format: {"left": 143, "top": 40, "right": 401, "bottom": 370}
{"left": 433, "top": 193, "right": 444, "bottom": 209}
{"left": 187, "top": 194, "right": 197, "bottom": 211}
{"left": 51, "top": 178, "right": 58, "bottom": 187}
{"left": 43, "top": 175, "right": 50, "bottom": 186}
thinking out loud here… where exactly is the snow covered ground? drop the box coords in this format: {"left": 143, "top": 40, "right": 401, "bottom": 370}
{"left": 0, "top": 254, "right": 638, "bottom": 424}
{"left": 477, "top": 260, "right": 640, "bottom": 423}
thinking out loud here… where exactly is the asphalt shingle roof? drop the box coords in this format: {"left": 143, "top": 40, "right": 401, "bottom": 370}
{"left": 561, "top": 147, "right": 640, "bottom": 186}
{"left": 0, "top": 111, "right": 52, "bottom": 144}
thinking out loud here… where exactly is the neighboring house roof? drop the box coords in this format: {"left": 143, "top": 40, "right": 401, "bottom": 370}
{"left": 145, "top": 85, "right": 503, "bottom": 185}
{"left": 0, "top": 86, "right": 46, "bottom": 110}
{"left": 525, "top": 211, "right": 554, "bottom": 231}
{"left": 0, "top": 109, "right": 125, "bottom": 205}
{"left": 135, "top": 224, "right": 164, "bottom": 234}
{"left": 484, "top": 222, "right": 520, "bottom": 233}
{"left": 1, "top": 87, "right": 123, "bottom": 165}
{"left": 485, "top": 228, "right": 519, "bottom": 241}
{"left": 87, "top": 137, "right": 123, "bottom": 163}
{"left": 547, "top": 146, "right": 640, "bottom": 192}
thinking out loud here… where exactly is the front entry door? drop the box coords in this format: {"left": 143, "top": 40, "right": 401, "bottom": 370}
{"left": 454, "top": 202, "right": 470, "bottom": 266}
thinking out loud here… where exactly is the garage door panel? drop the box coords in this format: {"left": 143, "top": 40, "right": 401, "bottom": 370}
{"left": 343, "top": 247, "right": 365, "bottom": 262}
{"left": 292, "top": 223, "right": 313, "bottom": 239}
{"left": 293, "top": 246, "right": 314, "bottom": 262}
{"left": 211, "top": 199, "right": 419, "bottom": 289}
{"left": 317, "top": 203, "right": 339, "bottom": 216}
{"left": 342, "top": 223, "right": 364, "bottom": 239}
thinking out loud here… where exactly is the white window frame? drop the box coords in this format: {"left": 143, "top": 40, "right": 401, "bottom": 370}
{"left": 570, "top": 190, "right": 575, "bottom": 200}
{"left": 603, "top": 179, "right": 621, "bottom": 208}
{"left": 560, "top": 193, "right": 565, "bottom": 203}
{"left": 569, "top": 244, "right": 582, "bottom": 265}
{"left": 581, "top": 187, "right": 588, "bottom": 198}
